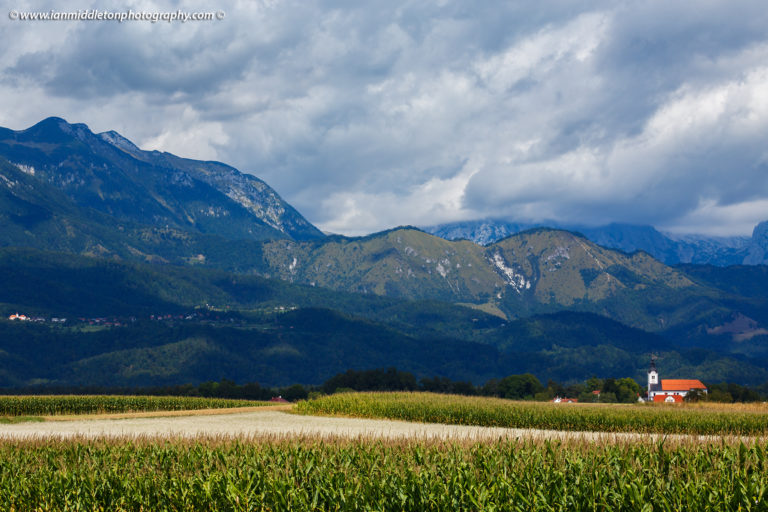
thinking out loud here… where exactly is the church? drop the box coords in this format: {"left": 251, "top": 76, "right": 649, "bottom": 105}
{"left": 646, "top": 357, "right": 707, "bottom": 402}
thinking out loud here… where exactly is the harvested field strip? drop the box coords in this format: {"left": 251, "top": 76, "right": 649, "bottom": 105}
{"left": 0, "top": 436, "right": 766, "bottom": 511}
{"left": 0, "top": 395, "right": 268, "bottom": 416}
{"left": 0, "top": 409, "right": 753, "bottom": 442}
{"left": 297, "top": 392, "right": 768, "bottom": 436}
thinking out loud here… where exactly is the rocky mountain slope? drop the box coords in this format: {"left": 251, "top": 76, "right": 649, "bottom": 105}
{"left": 252, "top": 226, "right": 768, "bottom": 345}
{"left": 254, "top": 227, "right": 743, "bottom": 334}
{"left": 0, "top": 117, "right": 323, "bottom": 243}
{"left": 0, "top": 155, "right": 277, "bottom": 267}
{"left": 259, "top": 227, "right": 692, "bottom": 304}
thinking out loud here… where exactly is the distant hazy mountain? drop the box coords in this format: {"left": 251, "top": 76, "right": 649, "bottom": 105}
{"left": 424, "top": 219, "right": 764, "bottom": 266}
{"left": 0, "top": 117, "right": 323, "bottom": 242}
{"left": 744, "top": 221, "right": 768, "bottom": 265}
{"left": 426, "top": 220, "right": 540, "bottom": 246}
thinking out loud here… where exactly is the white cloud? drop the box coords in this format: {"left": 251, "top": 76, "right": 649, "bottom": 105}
{"left": 2, "top": 0, "right": 768, "bottom": 235}
{"left": 142, "top": 107, "right": 230, "bottom": 161}
{"left": 663, "top": 199, "right": 768, "bottom": 237}
{"left": 320, "top": 165, "right": 480, "bottom": 236}
{"left": 474, "top": 12, "right": 608, "bottom": 94}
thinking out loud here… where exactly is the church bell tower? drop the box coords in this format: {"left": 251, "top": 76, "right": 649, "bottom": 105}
{"left": 647, "top": 355, "right": 659, "bottom": 399}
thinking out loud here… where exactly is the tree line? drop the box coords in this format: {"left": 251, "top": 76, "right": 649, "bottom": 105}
{"left": 4, "top": 367, "right": 768, "bottom": 403}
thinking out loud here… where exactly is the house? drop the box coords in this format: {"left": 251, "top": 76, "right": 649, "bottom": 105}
{"left": 647, "top": 357, "right": 706, "bottom": 402}
{"left": 270, "top": 396, "right": 290, "bottom": 403}
{"left": 8, "top": 313, "right": 29, "bottom": 321}
{"left": 551, "top": 397, "right": 578, "bottom": 403}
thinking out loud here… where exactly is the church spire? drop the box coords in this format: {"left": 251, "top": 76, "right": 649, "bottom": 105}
{"left": 647, "top": 354, "right": 659, "bottom": 399}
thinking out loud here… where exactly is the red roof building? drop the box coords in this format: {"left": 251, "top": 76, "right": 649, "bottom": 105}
{"left": 661, "top": 379, "right": 706, "bottom": 392}
{"left": 647, "top": 357, "right": 706, "bottom": 402}
{"left": 652, "top": 394, "right": 684, "bottom": 403}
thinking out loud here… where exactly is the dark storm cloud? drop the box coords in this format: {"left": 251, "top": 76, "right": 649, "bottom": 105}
{"left": 8, "top": 13, "right": 256, "bottom": 97}
{"left": 1, "top": 0, "right": 767, "bottom": 235}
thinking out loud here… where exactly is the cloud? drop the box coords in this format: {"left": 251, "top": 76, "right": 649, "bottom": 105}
{"left": 7, "top": 3, "right": 256, "bottom": 98}
{"left": 1, "top": 0, "right": 767, "bottom": 235}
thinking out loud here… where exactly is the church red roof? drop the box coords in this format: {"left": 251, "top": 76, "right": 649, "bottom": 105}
{"left": 661, "top": 379, "right": 706, "bottom": 391}
{"left": 653, "top": 394, "right": 684, "bottom": 403}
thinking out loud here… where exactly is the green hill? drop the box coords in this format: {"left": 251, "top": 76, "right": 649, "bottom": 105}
{"left": 259, "top": 227, "right": 694, "bottom": 306}
{"left": 1, "top": 248, "right": 766, "bottom": 387}
{"left": 256, "top": 227, "right": 761, "bottom": 343}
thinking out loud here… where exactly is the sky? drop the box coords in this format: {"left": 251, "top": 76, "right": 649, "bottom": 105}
{"left": 2, "top": 0, "right": 768, "bottom": 236}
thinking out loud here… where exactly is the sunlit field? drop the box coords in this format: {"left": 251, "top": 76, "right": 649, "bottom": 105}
{"left": 296, "top": 392, "right": 768, "bottom": 436}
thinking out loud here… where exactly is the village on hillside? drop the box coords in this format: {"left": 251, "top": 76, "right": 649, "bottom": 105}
{"left": 5, "top": 305, "right": 300, "bottom": 327}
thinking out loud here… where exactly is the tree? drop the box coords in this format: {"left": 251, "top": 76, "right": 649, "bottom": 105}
{"left": 707, "top": 389, "right": 733, "bottom": 403}
{"left": 498, "top": 373, "right": 544, "bottom": 400}
{"left": 585, "top": 376, "right": 602, "bottom": 393}
{"left": 420, "top": 376, "right": 452, "bottom": 393}
{"left": 614, "top": 378, "right": 642, "bottom": 403}
{"left": 481, "top": 379, "right": 500, "bottom": 397}
{"left": 282, "top": 384, "right": 308, "bottom": 402}
{"left": 448, "top": 380, "right": 477, "bottom": 396}
{"left": 546, "top": 379, "right": 565, "bottom": 398}
{"left": 321, "top": 368, "right": 418, "bottom": 394}
{"left": 598, "top": 391, "right": 618, "bottom": 403}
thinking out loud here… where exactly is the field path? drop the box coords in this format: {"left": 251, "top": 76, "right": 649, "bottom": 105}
{"left": 0, "top": 409, "right": 737, "bottom": 442}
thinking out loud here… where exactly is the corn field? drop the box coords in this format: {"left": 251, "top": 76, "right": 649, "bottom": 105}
{"left": 0, "top": 395, "right": 263, "bottom": 416}
{"left": 297, "top": 392, "right": 768, "bottom": 436}
{"left": 0, "top": 436, "right": 766, "bottom": 511}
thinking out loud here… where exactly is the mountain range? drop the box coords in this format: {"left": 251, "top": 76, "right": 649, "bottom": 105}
{"left": 2, "top": 247, "right": 766, "bottom": 387}
{"left": 423, "top": 219, "right": 768, "bottom": 266}
{"left": 0, "top": 117, "right": 322, "bottom": 245}
{"left": 1, "top": 117, "right": 767, "bottom": 388}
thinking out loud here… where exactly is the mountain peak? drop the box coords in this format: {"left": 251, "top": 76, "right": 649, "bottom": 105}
{"left": 19, "top": 117, "right": 97, "bottom": 145}
{"left": 28, "top": 116, "right": 89, "bottom": 133}
{"left": 33, "top": 116, "right": 69, "bottom": 127}
{"left": 98, "top": 130, "right": 140, "bottom": 154}
{"left": 24, "top": 116, "right": 72, "bottom": 135}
